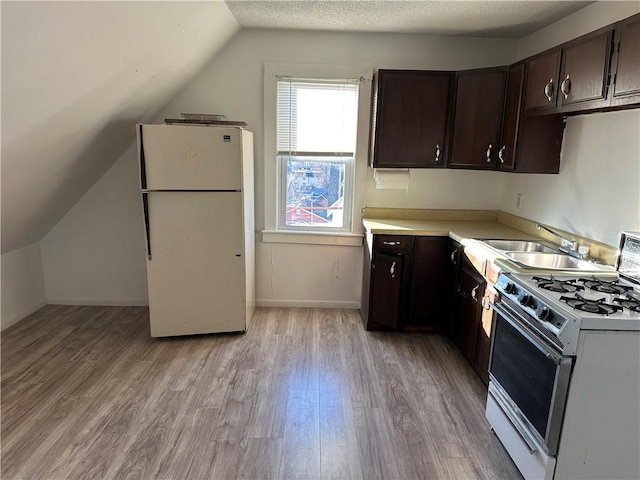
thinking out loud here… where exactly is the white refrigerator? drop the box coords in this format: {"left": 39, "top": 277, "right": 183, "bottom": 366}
{"left": 137, "top": 124, "right": 255, "bottom": 337}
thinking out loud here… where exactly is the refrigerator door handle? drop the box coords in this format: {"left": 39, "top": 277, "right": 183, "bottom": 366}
{"left": 138, "top": 124, "right": 148, "bottom": 190}
{"left": 142, "top": 190, "right": 152, "bottom": 260}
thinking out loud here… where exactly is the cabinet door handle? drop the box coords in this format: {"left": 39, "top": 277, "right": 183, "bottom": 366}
{"left": 481, "top": 295, "right": 492, "bottom": 310}
{"left": 486, "top": 144, "right": 492, "bottom": 162}
{"left": 457, "top": 285, "right": 467, "bottom": 299}
{"left": 498, "top": 145, "right": 506, "bottom": 164}
{"left": 560, "top": 74, "right": 571, "bottom": 99}
{"left": 435, "top": 144, "right": 441, "bottom": 163}
{"left": 450, "top": 249, "right": 458, "bottom": 264}
{"left": 544, "top": 78, "right": 554, "bottom": 102}
{"left": 471, "top": 285, "right": 479, "bottom": 302}
{"left": 383, "top": 241, "right": 400, "bottom": 246}
{"left": 390, "top": 261, "right": 396, "bottom": 279}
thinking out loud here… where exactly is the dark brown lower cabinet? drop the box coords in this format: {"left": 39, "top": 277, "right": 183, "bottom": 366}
{"left": 369, "top": 252, "right": 405, "bottom": 329}
{"left": 451, "top": 254, "right": 488, "bottom": 382}
{"left": 407, "top": 237, "right": 451, "bottom": 329}
{"left": 362, "top": 234, "right": 450, "bottom": 331}
{"left": 474, "top": 285, "right": 496, "bottom": 385}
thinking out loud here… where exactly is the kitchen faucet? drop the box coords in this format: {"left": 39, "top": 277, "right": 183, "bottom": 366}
{"left": 536, "top": 223, "right": 586, "bottom": 258}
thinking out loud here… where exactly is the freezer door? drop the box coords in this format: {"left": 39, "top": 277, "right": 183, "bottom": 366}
{"left": 141, "top": 125, "right": 243, "bottom": 190}
{"left": 145, "top": 191, "right": 246, "bottom": 336}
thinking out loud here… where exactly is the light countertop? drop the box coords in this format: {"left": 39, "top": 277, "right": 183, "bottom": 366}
{"left": 362, "top": 213, "right": 616, "bottom": 274}
{"left": 362, "top": 218, "right": 537, "bottom": 244}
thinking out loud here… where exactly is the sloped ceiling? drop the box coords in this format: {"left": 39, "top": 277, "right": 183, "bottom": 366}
{"left": 1, "top": 1, "right": 239, "bottom": 254}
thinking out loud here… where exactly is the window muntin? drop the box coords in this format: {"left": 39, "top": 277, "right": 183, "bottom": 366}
{"left": 276, "top": 78, "right": 358, "bottom": 231}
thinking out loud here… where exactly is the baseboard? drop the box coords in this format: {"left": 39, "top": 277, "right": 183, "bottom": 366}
{"left": 1, "top": 299, "right": 47, "bottom": 331}
{"left": 256, "top": 299, "right": 360, "bottom": 309}
{"left": 47, "top": 298, "right": 149, "bottom": 306}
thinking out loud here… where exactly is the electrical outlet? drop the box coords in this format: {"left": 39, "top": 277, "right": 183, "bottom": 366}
{"left": 516, "top": 193, "right": 524, "bottom": 210}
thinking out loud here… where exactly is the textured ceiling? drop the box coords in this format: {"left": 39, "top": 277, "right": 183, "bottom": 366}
{"left": 226, "top": 0, "right": 595, "bottom": 38}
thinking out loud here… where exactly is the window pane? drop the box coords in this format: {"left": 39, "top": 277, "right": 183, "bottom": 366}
{"left": 282, "top": 156, "right": 350, "bottom": 228}
{"left": 277, "top": 80, "right": 358, "bottom": 154}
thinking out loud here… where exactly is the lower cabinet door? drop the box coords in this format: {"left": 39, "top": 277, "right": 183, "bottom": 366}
{"left": 407, "top": 237, "right": 450, "bottom": 329}
{"left": 474, "top": 285, "right": 497, "bottom": 385}
{"left": 369, "top": 253, "right": 404, "bottom": 329}
{"left": 452, "top": 262, "right": 486, "bottom": 365}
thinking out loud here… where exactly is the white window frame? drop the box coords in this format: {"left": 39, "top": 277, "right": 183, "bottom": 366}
{"left": 263, "top": 62, "right": 372, "bottom": 246}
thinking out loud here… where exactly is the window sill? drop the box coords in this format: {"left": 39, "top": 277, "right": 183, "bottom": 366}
{"left": 261, "top": 230, "right": 363, "bottom": 246}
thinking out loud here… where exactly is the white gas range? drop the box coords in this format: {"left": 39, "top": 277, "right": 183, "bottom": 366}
{"left": 485, "top": 232, "right": 640, "bottom": 480}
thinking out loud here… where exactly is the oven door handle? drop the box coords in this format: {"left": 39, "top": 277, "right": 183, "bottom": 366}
{"left": 490, "top": 301, "right": 564, "bottom": 365}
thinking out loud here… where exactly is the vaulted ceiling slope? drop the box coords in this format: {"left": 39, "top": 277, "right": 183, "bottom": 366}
{"left": 225, "top": 0, "right": 594, "bottom": 37}
{"left": 1, "top": 1, "right": 239, "bottom": 254}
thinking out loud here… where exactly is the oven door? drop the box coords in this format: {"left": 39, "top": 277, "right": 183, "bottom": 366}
{"left": 488, "top": 300, "right": 573, "bottom": 456}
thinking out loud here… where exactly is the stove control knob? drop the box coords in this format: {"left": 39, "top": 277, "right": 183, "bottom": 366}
{"left": 536, "top": 306, "right": 553, "bottom": 322}
{"left": 504, "top": 282, "right": 518, "bottom": 295}
{"left": 517, "top": 292, "right": 533, "bottom": 307}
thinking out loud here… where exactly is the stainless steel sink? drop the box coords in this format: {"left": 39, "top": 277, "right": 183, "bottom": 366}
{"left": 477, "top": 239, "right": 614, "bottom": 272}
{"left": 505, "top": 252, "right": 612, "bottom": 271}
{"left": 482, "top": 239, "right": 558, "bottom": 253}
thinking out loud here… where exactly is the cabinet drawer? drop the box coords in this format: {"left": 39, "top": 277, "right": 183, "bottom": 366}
{"left": 374, "top": 235, "right": 412, "bottom": 254}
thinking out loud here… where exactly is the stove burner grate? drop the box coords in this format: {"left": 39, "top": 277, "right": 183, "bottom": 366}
{"left": 579, "top": 276, "right": 633, "bottom": 295}
{"left": 559, "top": 293, "right": 624, "bottom": 315}
{"left": 533, "top": 275, "right": 584, "bottom": 293}
{"left": 613, "top": 294, "right": 640, "bottom": 313}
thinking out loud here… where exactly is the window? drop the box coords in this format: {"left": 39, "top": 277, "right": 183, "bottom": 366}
{"left": 276, "top": 77, "right": 358, "bottom": 232}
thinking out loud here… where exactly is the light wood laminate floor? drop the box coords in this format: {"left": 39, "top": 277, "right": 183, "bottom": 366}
{"left": 1, "top": 306, "right": 521, "bottom": 479}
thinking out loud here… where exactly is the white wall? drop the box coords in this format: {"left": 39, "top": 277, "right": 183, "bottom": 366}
{"left": 505, "top": 1, "right": 640, "bottom": 247}
{"left": 41, "top": 145, "right": 148, "bottom": 305}
{"left": 159, "top": 28, "right": 516, "bottom": 307}
{"left": 501, "top": 110, "right": 640, "bottom": 246}
{"left": 1, "top": 244, "right": 46, "bottom": 330}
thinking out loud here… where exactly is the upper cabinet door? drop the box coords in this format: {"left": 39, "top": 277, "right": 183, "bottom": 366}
{"left": 449, "top": 68, "right": 507, "bottom": 169}
{"left": 557, "top": 30, "right": 613, "bottom": 111}
{"left": 369, "top": 70, "right": 452, "bottom": 168}
{"left": 523, "top": 49, "right": 561, "bottom": 113}
{"left": 498, "top": 64, "right": 524, "bottom": 171}
{"left": 611, "top": 14, "right": 640, "bottom": 106}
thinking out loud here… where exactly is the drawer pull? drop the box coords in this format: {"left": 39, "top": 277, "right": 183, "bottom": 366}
{"left": 383, "top": 241, "right": 400, "bottom": 246}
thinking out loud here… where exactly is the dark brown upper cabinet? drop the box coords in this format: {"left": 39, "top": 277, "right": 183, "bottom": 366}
{"left": 523, "top": 30, "right": 613, "bottom": 115}
{"left": 498, "top": 63, "right": 565, "bottom": 174}
{"left": 448, "top": 67, "right": 507, "bottom": 169}
{"left": 523, "top": 49, "right": 562, "bottom": 114}
{"left": 523, "top": 14, "right": 640, "bottom": 116}
{"left": 556, "top": 29, "right": 613, "bottom": 113}
{"left": 610, "top": 13, "right": 640, "bottom": 107}
{"left": 369, "top": 70, "right": 453, "bottom": 168}
{"left": 498, "top": 64, "right": 525, "bottom": 170}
